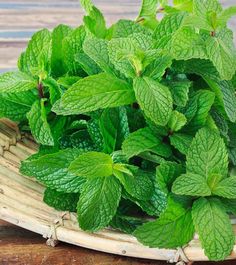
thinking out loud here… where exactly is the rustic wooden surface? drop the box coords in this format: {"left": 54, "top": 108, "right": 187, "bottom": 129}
{"left": 0, "top": 1, "right": 236, "bottom": 264}
{"left": 1, "top": 220, "right": 236, "bottom": 265}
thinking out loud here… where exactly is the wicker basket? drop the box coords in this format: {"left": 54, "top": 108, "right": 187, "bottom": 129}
{"left": 0, "top": 118, "right": 236, "bottom": 264}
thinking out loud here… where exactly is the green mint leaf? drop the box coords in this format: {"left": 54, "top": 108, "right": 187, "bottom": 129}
{"left": 122, "top": 127, "right": 171, "bottom": 159}
{"left": 99, "top": 107, "right": 129, "bottom": 154}
{"left": 153, "top": 12, "right": 188, "bottom": 49}
{"left": 75, "top": 52, "right": 101, "bottom": 75}
{"left": 0, "top": 90, "right": 37, "bottom": 122}
{"left": 193, "top": 0, "right": 222, "bottom": 18}
{"left": 192, "top": 197, "right": 234, "bottom": 261}
{"left": 43, "top": 188, "right": 80, "bottom": 212}
{"left": 170, "top": 133, "right": 193, "bottom": 155}
{"left": 187, "top": 128, "right": 228, "bottom": 178}
{"left": 186, "top": 90, "right": 215, "bottom": 131}
{"left": 51, "top": 24, "right": 73, "bottom": 77}
{"left": 206, "top": 29, "right": 236, "bottom": 80}
{"left": 42, "top": 77, "right": 61, "bottom": 105}
{"left": 57, "top": 76, "right": 81, "bottom": 89}
{"left": 52, "top": 73, "right": 135, "bottom": 115}
{"left": 0, "top": 71, "right": 36, "bottom": 93}
{"left": 27, "top": 99, "right": 54, "bottom": 146}
{"left": 213, "top": 176, "right": 236, "bottom": 199}
{"left": 69, "top": 151, "right": 113, "bottom": 178}
{"left": 62, "top": 26, "right": 86, "bottom": 75}
{"left": 206, "top": 79, "right": 236, "bottom": 123}
{"left": 19, "top": 29, "right": 52, "bottom": 75}
{"left": 114, "top": 166, "right": 154, "bottom": 200}
{"left": 137, "top": 0, "right": 159, "bottom": 30}
{"left": 168, "top": 110, "right": 187, "bottom": 132}
{"left": 87, "top": 119, "right": 104, "bottom": 151}
{"left": 172, "top": 173, "right": 211, "bottom": 196}
{"left": 173, "top": 0, "right": 193, "bottom": 12}
{"left": 168, "top": 80, "right": 191, "bottom": 107}
{"left": 134, "top": 197, "right": 194, "bottom": 248}
{"left": 143, "top": 52, "right": 172, "bottom": 80}
{"left": 113, "top": 20, "right": 151, "bottom": 38}
{"left": 134, "top": 77, "right": 173, "bottom": 126}
{"left": 80, "top": 0, "right": 108, "bottom": 39}
{"left": 83, "top": 37, "right": 116, "bottom": 75}
{"left": 124, "top": 181, "right": 167, "bottom": 217}
{"left": 156, "top": 161, "right": 184, "bottom": 194}
{"left": 221, "top": 198, "right": 236, "bottom": 216}
{"left": 217, "top": 6, "right": 236, "bottom": 27}
{"left": 20, "top": 149, "right": 85, "bottom": 193}
{"left": 110, "top": 214, "right": 145, "bottom": 234}
{"left": 171, "top": 27, "right": 207, "bottom": 60}
{"left": 77, "top": 175, "right": 121, "bottom": 231}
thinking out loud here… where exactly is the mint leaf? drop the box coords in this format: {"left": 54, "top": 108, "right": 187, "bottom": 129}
{"left": 193, "top": 0, "right": 222, "bottom": 18}
{"left": 217, "top": 6, "right": 236, "bottom": 27}
{"left": 187, "top": 128, "right": 228, "bottom": 178}
{"left": 122, "top": 127, "right": 171, "bottom": 159}
{"left": 137, "top": 0, "right": 159, "bottom": 29}
{"left": 172, "top": 173, "right": 211, "bottom": 196}
{"left": 62, "top": 26, "right": 86, "bottom": 75}
{"left": 51, "top": 24, "right": 72, "bottom": 77}
{"left": 134, "top": 198, "right": 194, "bottom": 248}
{"left": 83, "top": 37, "right": 115, "bottom": 75}
{"left": 213, "top": 176, "right": 236, "bottom": 199}
{"left": 156, "top": 161, "right": 184, "bottom": 194}
{"left": 206, "top": 79, "right": 236, "bottom": 123}
{"left": 53, "top": 73, "right": 135, "bottom": 115}
{"left": 143, "top": 52, "right": 172, "bottom": 81}
{"left": 27, "top": 99, "right": 54, "bottom": 146}
{"left": 99, "top": 107, "right": 129, "bottom": 153}
{"left": 134, "top": 77, "right": 173, "bottom": 126}
{"left": 113, "top": 20, "right": 151, "bottom": 38}
{"left": 171, "top": 27, "right": 207, "bottom": 60}
{"left": 77, "top": 175, "right": 121, "bottom": 231}
{"left": 110, "top": 215, "right": 145, "bottom": 234}
{"left": 0, "top": 71, "right": 36, "bottom": 93}
{"left": 168, "top": 80, "right": 191, "bottom": 107}
{"left": 153, "top": 12, "right": 188, "bottom": 48}
{"left": 20, "top": 29, "right": 52, "bottom": 75}
{"left": 168, "top": 110, "right": 187, "bottom": 132}
{"left": 20, "top": 149, "right": 85, "bottom": 193}
{"left": 69, "top": 151, "right": 113, "bottom": 178}
{"left": 114, "top": 166, "right": 154, "bottom": 201}
{"left": 170, "top": 133, "right": 193, "bottom": 155}
{"left": 0, "top": 90, "right": 37, "bottom": 121}
{"left": 192, "top": 197, "right": 234, "bottom": 261}
{"left": 43, "top": 188, "right": 79, "bottom": 212}
{"left": 206, "top": 29, "right": 236, "bottom": 80}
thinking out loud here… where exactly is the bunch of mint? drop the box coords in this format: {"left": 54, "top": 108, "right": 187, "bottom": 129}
{"left": 1, "top": 0, "right": 236, "bottom": 261}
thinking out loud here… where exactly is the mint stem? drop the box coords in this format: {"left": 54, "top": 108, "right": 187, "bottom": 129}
{"left": 38, "top": 82, "right": 44, "bottom": 99}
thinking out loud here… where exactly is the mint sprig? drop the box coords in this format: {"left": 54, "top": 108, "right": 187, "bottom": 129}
{"left": 1, "top": 0, "right": 236, "bottom": 261}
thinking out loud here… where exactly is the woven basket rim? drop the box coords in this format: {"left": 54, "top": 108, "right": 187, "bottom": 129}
{"left": 1, "top": 118, "right": 236, "bottom": 263}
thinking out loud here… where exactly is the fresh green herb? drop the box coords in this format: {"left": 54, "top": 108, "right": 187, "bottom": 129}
{"left": 1, "top": 0, "right": 236, "bottom": 261}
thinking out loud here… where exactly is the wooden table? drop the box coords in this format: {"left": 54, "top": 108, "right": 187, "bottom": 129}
{"left": 1, "top": 1, "right": 236, "bottom": 264}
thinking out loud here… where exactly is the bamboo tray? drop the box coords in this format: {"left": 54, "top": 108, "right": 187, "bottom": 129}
{"left": 0, "top": 119, "right": 236, "bottom": 264}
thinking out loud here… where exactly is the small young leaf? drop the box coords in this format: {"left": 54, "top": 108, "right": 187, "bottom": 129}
{"left": 168, "top": 111, "right": 187, "bottom": 132}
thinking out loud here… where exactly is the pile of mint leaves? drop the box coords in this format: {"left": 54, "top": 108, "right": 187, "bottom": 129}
{"left": 1, "top": 0, "right": 236, "bottom": 261}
